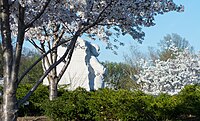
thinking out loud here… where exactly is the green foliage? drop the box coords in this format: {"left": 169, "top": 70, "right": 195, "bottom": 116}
{"left": 42, "top": 87, "right": 91, "bottom": 121}
{"left": 87, "top": 88, "right": 121, "bottom": 120}
{"left": 19, "top": 51, "right": 43, "bottom": 84}
{"left": 150, "top": 94, "right": 181, "bottom": 120}
{"left": 17, "top": 84, "right": 49, "bottom": 116}
{"left": 14, "top": 84, "right": 200, "bottom": 121}
{"left": 177, "top": 85, "right": 200, "bottom": 116}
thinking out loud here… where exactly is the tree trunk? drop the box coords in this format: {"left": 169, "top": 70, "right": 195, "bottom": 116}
{"left": 1, "top": 0, "right": 21, "bottom": 120}
{"left": 49, "top": 77, "right": 58, "bottom": 100}
{"left": 2, "top": 86, "right": 18, "bottom": 121}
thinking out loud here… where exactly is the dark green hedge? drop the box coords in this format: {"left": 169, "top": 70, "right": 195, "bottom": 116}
{"left": 17, "top": 84, "right": 49, "bottom": 116}
{"left": 42, "top": 85, "right": 200, "bottom": 121}
{"left": 1, "top": 84, "right": 200, "bottom": 121}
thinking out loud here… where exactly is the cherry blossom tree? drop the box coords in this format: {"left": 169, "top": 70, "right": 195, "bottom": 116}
{"left": 135, "top": 41, "right": 200, "bottom": 95}
{"left": 30, "top": 0, "right": 185, "bottom": 101}
{"left": 1, "top": 0, "right": 183, "bottom": 120}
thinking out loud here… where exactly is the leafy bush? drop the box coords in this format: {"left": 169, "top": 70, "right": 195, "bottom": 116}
{"left": 42, "top": 87, "right": 92, "bottom": 121}
{"left": 42, "top": 88, "right": 167, "bottom": 121}
{"left": 177, "top": 85, "right": 200, "bottom": 117}
{"left": 87, "top": 88, "right": 121, "bottom": 120}
{"left": 150, "top": 94, "right": 181, "bottom": 120}
{"left": 15, "top": 84, "right": 200, "bottom": 121}
{"left": 17, "top": 84, "right": 49, "bottom": 116}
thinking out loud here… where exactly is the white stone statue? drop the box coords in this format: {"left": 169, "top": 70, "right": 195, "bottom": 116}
{"left": 43, "top": 38, "right": 106, "bottom": 91}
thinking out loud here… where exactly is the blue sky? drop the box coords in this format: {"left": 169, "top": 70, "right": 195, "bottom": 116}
{"left": 97, "top": 0, "right": 200, "bottom": 62}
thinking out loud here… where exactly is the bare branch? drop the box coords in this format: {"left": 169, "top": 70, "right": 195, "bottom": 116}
{"left": 53, "top": 28, "right": 65, "bottom": 47}
{"left": 17, "top": 37, "right": 72, "bottom": 85}
{"left": 39, "top": 40, "right": 53, "bottom": 74}
{"left": 43, "top": 26, "right": 49, "bottom": 36}
{"left": 57, "top": 39, "right": 76, "bottom": 81}
{"left": 60, "top": 19, "right": 74, "bottom": 35}
{"left": 43, "top": 54, "right": 51, "bottom": 72}
{"left": 28, "top": 39, "right": 44, "bottom": 53}
{"left": 47, "top": 39, "right": 53, "bottom": 63}
{"left": 18, "top": 32, "right": 80, "bottom": 106}
{"left": 38, "top": 43, "right": 51, "bottom": 71}
{"left": 51, "top": 29, "right": 65, "bottom": 77}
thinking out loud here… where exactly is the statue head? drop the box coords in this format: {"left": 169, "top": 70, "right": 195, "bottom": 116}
{"left": 90, "top": 44, "right": 100, "bottom": 57}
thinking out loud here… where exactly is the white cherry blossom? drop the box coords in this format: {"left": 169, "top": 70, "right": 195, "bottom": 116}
{"left": 135, "top": 41, "right": 200, "bottom": 95}
{"left": 6, "top": 0, "right": 184, "bottom": 43}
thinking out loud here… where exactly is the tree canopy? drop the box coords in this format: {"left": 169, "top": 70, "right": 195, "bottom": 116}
{"left": 8, "top": 0, "right": 184, "bottom": 43}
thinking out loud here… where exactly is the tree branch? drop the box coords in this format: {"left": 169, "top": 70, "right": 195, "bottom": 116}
{"left": 60, "top": 19, "right": 74, "bottom": 35}
{"left": 39, "top": 41, "right": 52, "bottom": 72}
{"left": 80, "top": 1, "right": 113, "bottom": 34}
{"left": 51, "top": 29, "right": 65, "bottom": 79}
{"left": 17, "top": 37, "right": 72, "bottom": 85}
{"left": 57, "top": 40, "right": 76, "bottom": 81}
{"left": 18, "top": 32, "right": 80, "bottom": 106}
{"left": 12, "top": 4, "right": 26, "bottom": 84}
{"left": 28, "top": 39, "right": 44, "bottom": 53}
{"left": 53, "top": 28, "right": 65, "bottom": 47}
{"left": 96, "top": 1, "right": 113, "bottom": 23}
{"left": 25, "top": 0, "right": 51, "bottom": 29}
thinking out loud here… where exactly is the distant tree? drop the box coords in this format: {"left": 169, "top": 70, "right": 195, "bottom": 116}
{"left": 148, "top": 46, "right": 159, "bottom": 62}
{"left": 158, "top": 33, "right": 193, "bottom": 61}
{"left": 104, "top": 62, "right": 138, "bottom": 90}
{"left": 0, "top": 47, "right": 43, "bottom": 83}
{"left": 147, "top": 33, "right": 194, "bottom": 61}
{"left": 124, "top": 45, "right": 147, "bottom": 68}
{"left": 19, "top": 49, "right": 43, "bottom": 84}
{"left": 123, "top": 44, "right": 147, "bottom": 78}
{"left": 124, "top": 34, "right": 195, "bottom": 91}
{"left": 159, "top": 33, "right": 193, "bottom": 51}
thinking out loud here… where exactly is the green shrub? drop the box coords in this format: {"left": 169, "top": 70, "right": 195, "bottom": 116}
{"left": 149, "top": 94, "right": 181, "bottom": 120}
{"left": 177, "top": 85, "right": 200, "bottom": 117}
{"left": 43, "top": 88, "right": 156, "bottom": 121}
{"left": 12, "top": 84, "right": 200, "bottom": 120}
{"left": 43, "top": 87, "right": 92, "bottom": 121}
{"left": 87, "top": 88, "right": 119, "bottom": 120}
{"left": 17, "top": 84, "right": 49, "bottom": 116}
